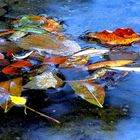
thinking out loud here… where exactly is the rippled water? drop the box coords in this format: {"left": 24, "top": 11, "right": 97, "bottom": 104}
{"left": 1, "top": 0, "right": 140, "bottom": 140}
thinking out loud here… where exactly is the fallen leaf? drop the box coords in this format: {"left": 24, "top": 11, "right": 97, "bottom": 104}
{"left": 60, "top": 55, "right": 90, "bottom": 68}
{"left": 9, "top": 31, "right": 28, "bottom": 41}
{"left": 70, "top": 81, "right": 105, "bottom": 107}
{"left": 87, "top": 60, "right": 133, "bottom": 70}
{"left": 10, "top": 95, "right": 26, "bottom": 105}
{"left": 10, "top": 60, "right": 32, "bottom": 68}
{"left": 0, "top": 77, "right": 23, "bottom": 111}
{"left": 16, "top": 34, "right": 81, "bottom": 56}
{"left": 23, "top": 71, "right": 63, "bottom": 90}
{"left": 72, "top": 48, "right": 109, "bottom": 57}
{"left": 43, "top": 55, "right": 67, "bottom": 64}
{"left": 0, "top": 30, "right": 14, "bottom": 37}
{"left": 85, "top": 28, "right": 140, "bottom": 45}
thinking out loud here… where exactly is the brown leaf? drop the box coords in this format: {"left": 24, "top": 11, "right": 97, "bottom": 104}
{"left": 70, "top": 81, "right": 105, "bottom": 107}
{"left": 0, "top": 77, "right": 23, "bottom": 111}
{"left": 16, "top": 34, "right": 81, "bottom": 56}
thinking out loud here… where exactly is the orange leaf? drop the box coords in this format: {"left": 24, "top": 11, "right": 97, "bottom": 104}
{"left": 2, "top": 66, "right": 20, "bottom": 75}
{"left": 85, "top": 28, "right": 140, "bottom": 45}
{"left": 43, "top": 55, "right": 67, "bottom": 64}
{"left": 10, "top": 60, "right": 32, "bottom": 68}
{"left": 42, "top": 19, "right": 61, "bottom": 33}
{"left": 0, "top": 30, "right": 14, "bottom": 37}
{"left": 87, "top": 60, "right": 133, "bottom": 70}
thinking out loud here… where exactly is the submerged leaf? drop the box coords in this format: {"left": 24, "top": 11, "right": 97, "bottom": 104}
{"left": 23, "top": 71, "right": 63, "bottom": 89}
{"left": 70, "top": 81, "right": 105, "bottom": 107}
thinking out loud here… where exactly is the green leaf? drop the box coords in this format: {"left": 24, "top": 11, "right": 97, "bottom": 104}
{"left": 70, "top": 81, "right": 105, "bottom": 108}
{"left": 14, "top": 27, "right": 47, "bottom": 34}
{"left": 19, "top": 15, "right": 30, "bottom": 25}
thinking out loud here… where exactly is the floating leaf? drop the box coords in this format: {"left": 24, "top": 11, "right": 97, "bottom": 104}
{"left": 42, "top": 19, "right": 61, "bottom": 33}
{"left": 110, "top": 67, "right": 140, "bottom": 72}
{"left": 16, "top": 34, "right": 81, "bottom": 56}
{"left": 23, "top": 71, "right": 63, "bottom": 90}
{"left": 85, "top": 28, "right": 140, "bottom": 45}
{"left": 60, "top": 55, "right": 90, "bottom": 68}
{"left": 87, "top": 60, "right": 133, "bottom": 70}
{"left": 0, "top": 77, "right": 23, "bottom": 111}
{"left": 10, "top": 95, "right": 26, "bottom": 105}
{"left": 9, "top": 31, "right": 28, "bottom": 41}
{"left": 70, "top": 81, "right": 105, "bottom": 108}
{"left": 14, "top": 27, "right": 47, "bottom": 34}
{"left": 0, "top": 30, "right": 14, "bottom": 37}
{"left": 43, "top": 55, "right": 67, "bottom": 64}
{"left": 72, "top": 48, "right": 109, "bottom": 57}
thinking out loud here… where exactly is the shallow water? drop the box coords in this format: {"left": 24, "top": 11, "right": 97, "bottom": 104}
{"left": 1, "top": 0, "right": 140, "bottom": 140}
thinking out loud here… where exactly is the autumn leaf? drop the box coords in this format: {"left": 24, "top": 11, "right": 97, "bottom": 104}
{"left": 85, "top": 28, "right": 140, "bottom": 45}
{"left": 16, "top": 34, "right": 81, "bottom": 56}
{"left": 72, "top": 48, "right": 109, "bottom": 57}
{"left": 60, "top": 55, "right": 90, "bottom": 68}
{"left": 0, "top": 77, "right": 23, "bottom": 112}
{"left": 23, "top": 71, "right": 63, "bottom": 90}
{"left": 43, "top": 55, "right": 67, "bottom": 64}
{"left": 70, "top": 81, "right": 105, "bottom": 108}
{"left": 87, "top": 60, "right": 133, "bottom": 70}
{"left": 0, "top": 30, "right": 14, "bottom": 37}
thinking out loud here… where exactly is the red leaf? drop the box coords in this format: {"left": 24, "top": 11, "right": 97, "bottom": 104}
{"left": 2, "top": 66, "right": 20, "bottom": 75}
{"left": 43, "top": 56, "right": 67, "bottom": 64}
{"left": 10, "top": 61, "right": 32, "bottom": 68}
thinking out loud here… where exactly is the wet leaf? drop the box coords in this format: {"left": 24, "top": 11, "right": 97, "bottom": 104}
{"left": 42, "top": 19, "right": 61, "bottom": 33}
{"left": 110, "top": 67, "right": 140, "bottom": 72}
{"left": 0, "top": 77, "right": 23, "bottom": 111}
{"left": 10, "top": 95, "right": 26, "bottom": 105}
{"left": 0, "top": 30, "right": 14, "bottom": 37}
{"left": 60, "top": 55, "right": 90, "bottom": 68}
{"left": 2, "top": 66, "right": 20, "bottom": 75}
{"left": 10, "top": 60, "right": 32, "bottom": 68}
{"left": 43, "top": 55, "right": 67, "bottom": 64}
{"left": 23, "top": 71, "right": 63, "bottom": 90}
{"left": 87, "top": 60, "right": 133, "bottom": 70}
{"left": 9, "top": 31, "right": 28, "bottom": 41}
{"left": 85, "top": 28, "right": 140, "bottom": 45}
{"left": 70, "top": 81, "right": 105, "bottom": 107}
{"left": 14, "top": 27, "right": 47, "bottom": 34}
{"left": 72, "top": 48, "right": 109, "bottom": 57}
{"left": 16, "top": 34, "right": 81, "bottom": 56}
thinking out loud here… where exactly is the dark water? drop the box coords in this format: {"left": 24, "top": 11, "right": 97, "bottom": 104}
{"left": 1, "top": 0, "right": 140, "bottom": 140}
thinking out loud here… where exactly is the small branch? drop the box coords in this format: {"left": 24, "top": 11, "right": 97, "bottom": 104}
{"left": 25, "top": 105, "right": 61, "bottom": 125}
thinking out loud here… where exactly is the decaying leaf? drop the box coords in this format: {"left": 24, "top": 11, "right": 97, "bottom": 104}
{"left": 85, "top": 28, "right": 140, "bottom": 45}
{"left": 16, "top": 34, "right": 81, "bottom": 56}
{"left": 23, "top": 71, "right": 63, "bottom": 90}
{"left": 70, "top": 81, "right": 105, "bottom": 108}
{"left": 0, "top": 77, "right": 23, "bottom": 111}
{"left": 87, "top": 60, "right": 133, "bottom": 70}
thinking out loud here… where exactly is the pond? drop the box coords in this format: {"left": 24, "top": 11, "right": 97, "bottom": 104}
{"left": 0, "top": 0, "right": 140, "bottom": 140}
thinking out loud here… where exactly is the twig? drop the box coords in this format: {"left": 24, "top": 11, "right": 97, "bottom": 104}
{"left": 25, "top": 105, "right": 61, "bottom": 125}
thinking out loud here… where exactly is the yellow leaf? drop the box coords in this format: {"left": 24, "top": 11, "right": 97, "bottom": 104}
{"left": 10, "top": 95, "right": 26, "bottom": 105}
